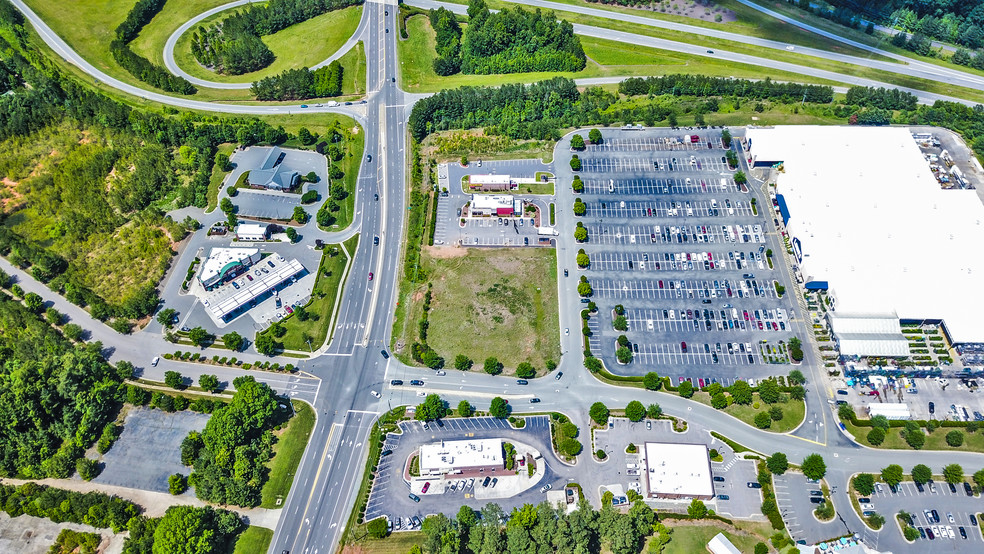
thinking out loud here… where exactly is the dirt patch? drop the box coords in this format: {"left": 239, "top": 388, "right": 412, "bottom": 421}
{"left": 635, "top": 0, "right": 737, "bottom": 24}
{"left": 422, "top": 244, "right": 468, "bottom": 259}
{"left": 0, "top": 177, "right": 24, "bottom": 211}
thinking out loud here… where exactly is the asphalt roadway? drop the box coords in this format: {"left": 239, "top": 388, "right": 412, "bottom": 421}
{"left": 8, "top": 0, "right": 984, "bottom": 553}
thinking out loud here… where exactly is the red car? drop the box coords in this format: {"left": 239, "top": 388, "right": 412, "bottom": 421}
{"left": 369, "top": 272, "right": 374, "bottom": 281}
{"left": 422, "top": 482, "right": 430, "bottom": 493}
{"left": 681, "top": 342, "right": 688, "bottom": 353}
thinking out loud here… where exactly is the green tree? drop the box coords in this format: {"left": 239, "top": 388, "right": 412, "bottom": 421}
{"left": 198, "top": 374, "right": 219, "bottom": 393}
{"left": 589, "top": 402, "right": 609, "bottom": 425}
{"left": 767, "top": 452, "right": 788, "bottom": 475}
{"left": 285, "top": 227, "right": 298, "bottom": 242}
{"left": 643, "top": 372, "right": 662, "bottom": 391}
{"left": 788, "top": 369, "right": 805, "bottom": 385}
{"left": 366, "top": 517, "right": 388, "bottom": 538}
{"left": 516, "top": 362, "right": 535, "bottom": 379}
{"left": 164, "top": 371, "right": 183, "bottom": 389}
{"left": 293, "top": 206, "right": 308, "bottom": 224}
{"left": 943, "top": 463, "right": 964, "bottom": 484}
{"left": 625, "top": 401, "right": 645, "bottom": 422}
{"left": 711, "top": 393, "right": 728, "bottom": 409}
{"left": 730, "top": 380, "right": 752, "bottom": 404}
{"left": 63, "top": 323, "right": 83, "bottom": 341}
{"left": 734, "top": 170, "right": 747, "bottom": 185}
{"left": 574, "top": 225, "right": 588, "bottom": 242}
{"left": 157, "top": 308, "right": 177, "bottom": 328}
{"left": 853, "top": 473, "right": 875, "bottom": 496}
{"left": 870, "top": 415, "right": 890, "bottom": 430}
{"left": 613, "top": 315, "right": 627, "bottom": 331}
{"left": 687, "top": 498, "right": 707, "bottom": 519}
{"left": 570, "top": 134, "right": 585, "bottom": 150}
{"left": 457, "top": 505, "right": 478, "bottom": 529}
{"left": 721, "top": 128, "right": 732, "bottom": 148}
{"left": 946, "top": 430, "right": 964, "bottom": 447}
{"left": 454, "top": 354, "right": 473, "bottom": 371}
{"left": 802, "top": 454, "right": 827, "bottom": 480}
{"left": 254, "top": 332, "right": 278, "bottom": 355}
{"left": 911, "top": 464, "right": 932, "bottom": 484}
{"left": 23, "top": 292, "right": 43, "bottom": 312}
{"left": 152, "top": 505, "right": 243, "bottom": 554}
{"left": 573, "top": 198, "right": 586, "bottom": 216}
{"left": 168, "top": 474, "right": 188, "bottom": 495}
{"left": 758, "top": 379, "right": 780, "bottom": 403}
{"left": 570, "top": 154, "right": 581, "bottom": 171}
{"left": 754, "top": 412, "right": 772, "bottom": 429}
{"left": 769, "top": 405, "right": 783, "bottom": 421}
{"left": 576, "top": 250, "right": 590, "bottom": 268}
{"left": 589, "top": 128, "right": 603, "bottom": 144}
{"left": 483, "top": 357, "right": 503, "bottom": 375}
{"left": 754, "top": 543, "right": 768, "bottom": 554}
{"left": 838, "top": 402, "right": 856, "bottom": 421}
{"left": 457, "top": 400, "right": 473, "bottom": 417}
{"left": 866, "top": 427, "right": 886, "bottom": 446}
{"left": 76, "top": 458, "right": 100, "bottom": 481}
{"left": 881, "top": 464, "right": 903, "bottom": 487}
{"left": 647, "top": 403, "right": 662, "bottom": 419}
{"left": 905, "top": 428, "right": 926, "bottom": 449}
{"left": 222, "top": 331, "right": 243, "bottom": 351}
{"left": 584, "top": 356, "right": 602, "bottom": 372}
{"left": 489, "top": 397, "right": 510, "bottom": 418}
{"left": 678, "top": 380, "right": 694, "bottom": 398}
{"left": 415, "top": 394, "right": 446, "bottom": 421}
{"left": 577, "top": 280, "right": 592, "bottom": 296}
{"left": 616, "top": 346, "right": 633, "bottom": 364}
{"left": 973, "top": 468, "right": 984, "bottom": 491}
{"left": 188, "top": 326, "right": 211, "bottom": 347}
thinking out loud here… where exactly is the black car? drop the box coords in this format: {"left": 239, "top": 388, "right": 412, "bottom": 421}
{"left": 949, "top": 482, "right": 957, "bottom": 493}
{"left": 410, "top": 380, "right": 424, "bottom": 386}
{"left": 374, "top": 236, "right": 379, "bottom": 245}
{"left": 810, "top": 497, "right": 825, "bottom": 504}
{"left": 918, "top": 527, "right": 926, "bottom": 539}
{"left": 555, "top": 372, "right": 563, "bottom": 380}
{"left": 747, "top": 482, "right": 762, "bottom": 488}
{"left": 374, "top": 193, "right": 379, "bottom": 201}
{"left": 516, "top": 379, "right": 529, "bottom": 385}
{"left": 390, "top": 379, "right": 403, "bottom": 386}
{"left": 530, "top": 398, "right": 540, "bottom": 403}
{"left": 929, "top": 401, "right": 935, "bottom": 414}
{"left": 409, "top": 493, "right": 420, "bottom": 502}
{"left": 960, "top": 526, "right": 967, "bottom": 539}
{"left": 381, "top": 350, "right": 389, "bottom": 359}
{"left": 965, "top": 482, "right": 974, "bottom": 496}
{"left": 809, "top": 490, "right": 823, "bottom": 496}
{"left": 483, "top": 476, "right": 491, "bottom": 487}
{"left": 915, "top": 481, "right": 924, "bottom": 492}
{"left": 713, "top": 476, "right": 725, "bottom": 482}
{"left": 381, "top": 449, "right": 392, "bottom": 457}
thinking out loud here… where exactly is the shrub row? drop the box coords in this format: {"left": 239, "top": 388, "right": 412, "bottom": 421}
{"left": 161, "top": 351, "right": 294, "bottom": 372}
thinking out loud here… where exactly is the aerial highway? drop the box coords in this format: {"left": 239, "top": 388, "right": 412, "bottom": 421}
{"left": 6, "top": 0, "right": 984, "bottom": 553}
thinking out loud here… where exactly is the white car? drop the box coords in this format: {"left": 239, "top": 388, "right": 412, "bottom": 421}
{"left": 564, "top": 328, "right": 569, "bottom": 336}
{"left": 370, "top": 390, "right": 381, "bottom": 398}
{"left": 151, "top": 356, "right": 160, "bottom": 367}
{"left": 947, "top": 526, "right": 955, "bottom": 539}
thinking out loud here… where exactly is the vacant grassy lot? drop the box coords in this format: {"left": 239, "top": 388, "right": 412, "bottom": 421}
{"left": 274, "top": 235, "right": 357, "bottom": 352}
{"left": 691, "top": 391, "right": 805, "bottom": 433}
{"left": 173, "top": 6, "right": 363, "bottom": 84}
{"left": 843, "top": 418, "right": 984, "bottom": 453}
{"left": 398, "top": 247, "right": 560, "bottom": 373}
{"left": 423, "top": 130, "right": 555, "bottom": 164}
{"left": 130, "top": 0, "right": 234, "bottom": 65}
{"left": 398, "top": 16, "right": 843, "bottom": 93}
{"left": 658, "top": 521, "right": 764, "bottom": 554}
{"left": 261, "top": 401, "right": 315, "bottom": 508}
{"left": 337, "top": 41, "right": 367, "bottom": 96}
{"left": 206, "top": 143, "right": 237, "bottom": 212}
{"left": 232, "top": 526, "right": 273, "bottom": 554}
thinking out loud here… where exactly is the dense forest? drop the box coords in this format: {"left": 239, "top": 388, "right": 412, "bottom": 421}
{"left": 111, "top": 0, "right": 196, "bottom": 94}
{"left": 424, "top": 0, "right": 585, "bottom": 76}
{"left": 0, "top": 483, "right": 141, "bottom": 531}
{"left": 0, "top": 291, "right": 127, "bottom": 478}
{"left": 0, "top": 1, "right": 319, "bottom": 322}
{"left": 183, "top": 376, "right": 284, "bottom": 507}
{"left": 250, "top": 61, "right": 344, "bottom": 100}
{"left": 123, "top": 505, "right": 244, "bottom": 554}
{"left": 191, "top": 0, "right": 362, "bottom": 75}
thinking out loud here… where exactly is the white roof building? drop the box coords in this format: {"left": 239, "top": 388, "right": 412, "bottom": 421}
{"left": 708, "top": 533, "right": 742, "bottom": 554}
{"left": 748, "top": 126, "right": 984, "bottom": 345}
{"left": 236, "top": 223, "right": 268, "bottom": 241}
{"left": 828, "top": 313, "right": 909, "bottom": 357}
{"left": 469, "top": 174, "right": 512, "bottom": 186}
{"left": 643, "top": 442, "right": 713, "bottom": 499}
{"left": 419, "top": 439, "right": 503, "bottom": 475}
{"left": 207, "top": 257, "right": 304, "bottom": 321}
{"left": 471, "top": 194, "right": 520, "bottom": 216}
{"left": 868, "top": 403, "right": 911, "bottom": 420}
{"left": 199, "top": 248, "right": 261, "bottom": 288}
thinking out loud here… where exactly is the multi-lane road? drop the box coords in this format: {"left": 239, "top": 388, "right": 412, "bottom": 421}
{"left": 8, "top": 0, "right": 984, "bottom": 553}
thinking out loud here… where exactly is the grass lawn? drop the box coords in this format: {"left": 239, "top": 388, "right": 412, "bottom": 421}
{"left": 458, "top": 176, "right": 555, "bottom": 195}
{"left": 422, "top": 130, "right": 556, "bottom": 164}
{"left": 261, "top": 401, "right": 315, "bottom": 508}
{"left": 691, "top": 391, "right": 805, "bottom": 433}
{"left": 172, "top": 6, "right": 363, "bottom": 84}
{"left": 130, "top": 0, "right": 234, "bottom": 66}
{"left": 274, "top": 235, "right": 356, "bottom": 352}
{"left": 658, "top": 521, "right": 764, "bottom": 554}
{"left": 337, "top": 41, "right": 367, "bottom": 96}
{"left": 843, "top": 418, "right": 984, "bottom": 453}
{"left": 395, "top": 247, "right": 560, "bottom": 373}
{"left": 232, "top": 526, "right": 273, "bottom": 554}
{"left": 206, "top": 143, "right": 237, "bottom": 212}
{"left": 397, "top": 15, "right": 845, "bottom": 93}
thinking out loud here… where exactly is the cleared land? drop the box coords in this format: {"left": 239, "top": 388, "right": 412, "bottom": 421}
{"left": 422, "top": 130, "right": 555, "bottom": 164}
{"left": 261, "top": 401, "right": 316, "bottom": 508}
{"left": 397, "top": 247, "right": 560, "bottom": 373}
{"left": 398, "top": 15, "right": 843, "bottom": 93}
{"left": 658, "top": 520, "right": 766, "bottom": 554}
{"left": 172, "top": 6, "right": 363, "bottom": 84}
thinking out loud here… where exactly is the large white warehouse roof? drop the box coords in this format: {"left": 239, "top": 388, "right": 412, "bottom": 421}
{"left": 748, "top": 126, "right": 984, "bottom": 344}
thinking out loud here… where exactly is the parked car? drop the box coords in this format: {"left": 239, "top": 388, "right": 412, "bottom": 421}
{"left": 151, "top": 356, "right": 160, "bottom": 367}
{"left": 391, "top": 379, "right": 403, "bottom": 386}
{"left": 422, "top": 482, "right": 430, "bottom": 493}
{"left": 409, "top": 493, "right": 420, "bottom": 502}
{"left": 713, "top": 476, "right": 725, "bottom": 482}
{"left": 747, "top": 482, "right": 761, "bottom": 488}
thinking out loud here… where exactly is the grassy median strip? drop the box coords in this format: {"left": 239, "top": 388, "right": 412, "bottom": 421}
{"left": 232, "top": 526, "right": 273, "bottom": 554}
{"left": 261, "top": 401, "right": 316, "bottom": 508}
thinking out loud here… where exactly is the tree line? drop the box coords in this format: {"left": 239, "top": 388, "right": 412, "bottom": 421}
{"left": 191, "top": 0, "right": 362, "bottom": 75}
{"left": 110, "top": 0, "right": 196, "bottom": 94}
{"left": 249, "top": 61, "right": 343, "bottom": 101}
{"left": 619, "top": 75, "right": 834, "bottom": 103}
{"left": 430, "top": 7, "right": 461, "bottom": 76}
{"left": 0, "top": 482, "right": 141, "bottom": 532}
{"left": 123, "top": 505, "right": 245, "bottom": 554}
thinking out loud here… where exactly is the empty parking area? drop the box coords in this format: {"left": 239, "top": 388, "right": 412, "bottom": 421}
{"left": 866, "top": 480, "right": 983, "bottom": 550}
{"left": 575, "top": 128, "right": 806, "bottom": 381}
{"left": 773, "top": 473, "right": 842, "bottom": 545}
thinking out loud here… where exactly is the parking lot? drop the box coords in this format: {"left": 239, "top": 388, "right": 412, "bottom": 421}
{"left": 364, "top": 416, "right": 567, "bottom": 531}
{"left": 865, "top": 479, "right": 983, "bottom": 550}
{"left": 774, "top": 472, "right": 845, "bottom": 545}
{"left": 593, "top": 417, "right": 762, "bottom": 519}
{"left": 95, "top": 407, "right": 209, "bottom": 493}
{"left": 574, "top": 128, "right": 809, "bottom": 381}
{"left": 840, "top": 374, "right": 984, "bottom": 422}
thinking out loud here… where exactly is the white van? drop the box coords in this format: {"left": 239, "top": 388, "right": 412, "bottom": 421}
{"left": 151, "top": 356, "right": 160, "bottom": 367}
